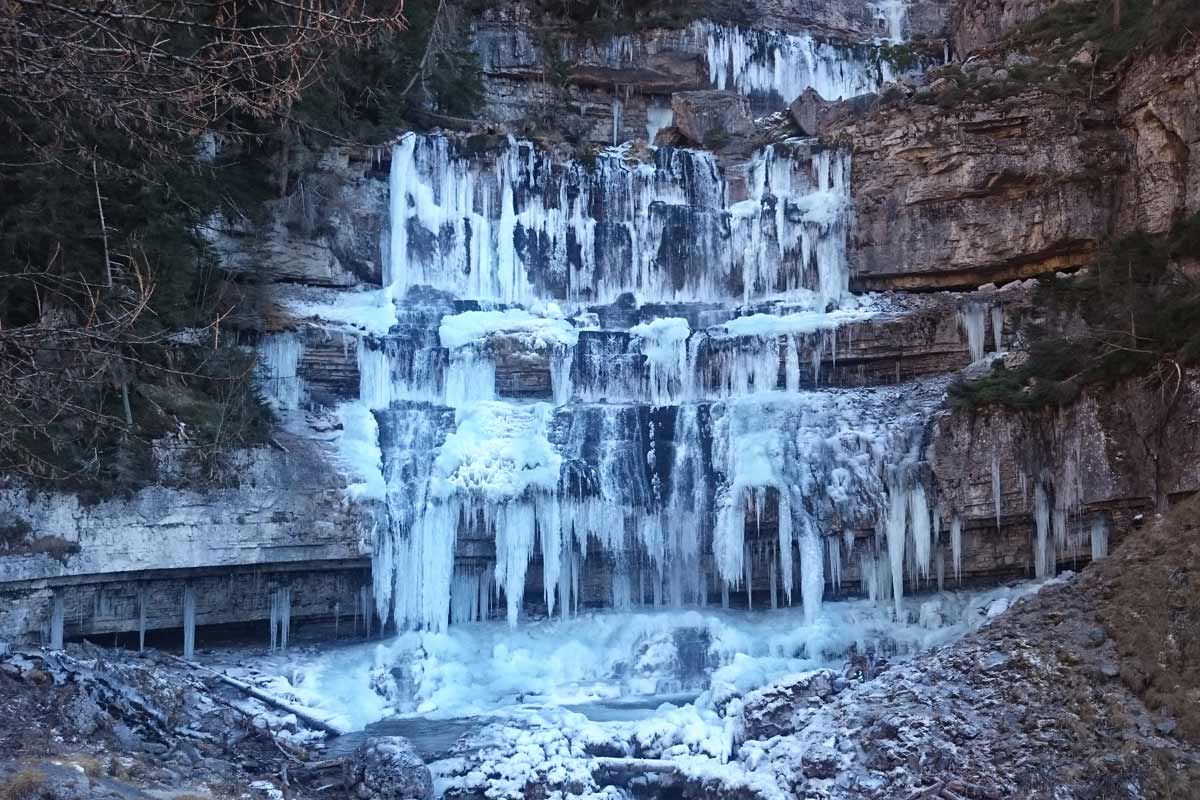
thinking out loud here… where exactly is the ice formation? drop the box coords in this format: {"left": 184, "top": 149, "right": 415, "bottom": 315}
{"left": 316, "top": 123, "right": 961, "bottom": 634}
{"left": 957, "top": 303, "right": 990, "bottom": 363}
{"left": 386, "top": 135, "right": 851, "bottom": 307}
{"left": 259, "top": 332, "right": 304, "bottom": 411}
{"left": 251, "top": 583, "right": 1035, "bottom": 733}
{"left": 696, "top": 22, "right": 895, "bottom": 107}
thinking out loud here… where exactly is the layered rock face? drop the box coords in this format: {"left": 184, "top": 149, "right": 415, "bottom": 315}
{"left": 1116, "top": 48, "right": 1200, "bottom": 235}
{"left": 836, "top": 88, "right": 1125, "bottom": 289}
{"left": 471, "top": 0, "right": 924, "bottom": 145}
{"left": 0, "top": 436, "right": 372, "bottom": 644}
{"left": 950, "top": 0, "right": 1069, "bottom": 55}
{"left": 824, "top": 10, "right": 1200, "bottom": 291}
{"left": 932, "top": 370, "right": 1200, "bottom": 580}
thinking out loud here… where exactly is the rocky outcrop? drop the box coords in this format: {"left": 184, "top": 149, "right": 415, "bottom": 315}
{"left": 951, "top": 0, "right": 1071, "bottom": 55}
{"left": 469, "top": 0, "right": 933, "bottom": 144}
{"left": 1115, "top": 48, "right": 1200, "bottom": 235}
{"left": 0, "top": 433, "right": 373, "bottom": 643}
{"left": 672, "top": 91, "right": 754, "bottom": 146}
{"left": 346, "top": 737, "right": 434, "bottom": 800}
{"left": 209, "top": 147, "right": 388, "bottom": 290}
{"left": 823, "top": 85, "right": 1125, "bottom": 290}
{"left": 930, "top": 369, "right": 1200, "bottom": 558}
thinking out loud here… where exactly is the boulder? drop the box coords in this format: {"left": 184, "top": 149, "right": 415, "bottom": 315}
{"left": 741, "top": 669, "right": 840, "bottom": 739}
{"left": 345, "top": 736, "right": 433, "bottom": 800}
{"left": 670, "top": 90, "right": 753, "bottom": 147}
{"left": 928, "top": 76, "right": 960, "bottom": 99}
{"left": 790, "top": 89, "right": 879, "bottom": 137}
{"left": 790, "top": 88, "right": 832, "bottom": 136}
{"left": 1005, "top": 52, "right": 1039, "bottom": 69}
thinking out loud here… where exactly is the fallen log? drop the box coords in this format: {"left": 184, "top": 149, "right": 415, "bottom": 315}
{"left": 592, "top": 757, "right": 679, "bottom": 781}
{"left": 164, "top": 654, "right": 345, "bottom": 736}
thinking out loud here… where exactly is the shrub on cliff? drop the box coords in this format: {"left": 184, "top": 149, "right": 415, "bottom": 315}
{"left": 950, "top": 213, "right": 1200, "bottom": 411}
{"left": 0, "top": 2, "right": 413, "bottom": 490}
{"left": 1013, "top": 0, "right": 1200, "bottom": 66}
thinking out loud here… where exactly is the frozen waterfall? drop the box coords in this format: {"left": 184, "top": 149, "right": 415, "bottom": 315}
{"left": 330, "top": 129, "right": 966, "bottom": 632}
{"left": 697, "top": 22, "right": 896, "bottom": 108}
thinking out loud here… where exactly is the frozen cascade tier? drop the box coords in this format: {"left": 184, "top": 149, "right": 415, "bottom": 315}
{"left": 366, "top": 380, "right": 949, "bottom": 633}
{"left": 386, "top": 135, "right": 851, "bottom": 307}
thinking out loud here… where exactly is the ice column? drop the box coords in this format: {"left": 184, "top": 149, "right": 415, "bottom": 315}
{"left": 260, "top": 332, "right": 304, "bottom": 411}
{"left": 182, "top": 585, "right": 196, "bottom": 659}
{"left": 958, "top": 304, "right": 989, "bottom": 363}
{"left": 270, "top": 587, "right": 292, "bottom": 651}
{"left": 49, "top": 592, "right": 65, "bottom": 650}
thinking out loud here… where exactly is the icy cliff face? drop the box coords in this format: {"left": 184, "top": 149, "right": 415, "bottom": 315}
{"left": 281, "top": 5, "right": 997, "bottom": 636}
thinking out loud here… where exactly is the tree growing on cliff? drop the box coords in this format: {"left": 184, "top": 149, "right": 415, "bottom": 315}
{"left": 0, "top": 1, "right": 406, "bottom": 487}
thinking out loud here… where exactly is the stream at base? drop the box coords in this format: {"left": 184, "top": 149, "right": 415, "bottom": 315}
{"left": 218, "top": 581, "right": 1042, "bottom": 787}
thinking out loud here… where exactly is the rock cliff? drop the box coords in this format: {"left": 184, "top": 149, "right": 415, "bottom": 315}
{"left": 2, "top": 0, "right": 1199, "bottom": 647}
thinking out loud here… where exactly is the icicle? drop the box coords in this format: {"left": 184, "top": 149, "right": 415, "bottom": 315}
{"left": 990, "top": 305, "right": 1004, "bottom": 353}
{"left": 551, "top": 345, "right": 575, "bottom": 406}
{"left": 799, "top": 527, "right": 825, "bottom": 624}
{"left": 957, "top": 303, "right": 989, "bottom": 362}
{"left": 444, "top": 345, "right": 497, "bottom": 406}
{"left": 950, "top": 516, "right": 963, "bottom": 582}
{"left": 269, "top": 587, "right": 291, "bottom": 651}
{"left": 697, "top": 21, "right": 894, "bottom": 105}
{"left": 885, "top": 484, "right": 908, "bottom": 618}
{"left": 645, "top": 102, "right": 674, "bottom": 144}
{"left": 182, "top": 586, "right": 196, "bottom": 660}
{"left": 991, "top": 451, "right": 1002, "bottom": 529}
{"left": 909, "top": 484, "right": 932, "bottom": 579}
{"left": 860, "top": 553, "right": 878, "bottom": 603}
{"left": 259, "top": 333, "right": 305, "bottom": 411}
{"left": 49, "top": 592, "right": 65, "bottom": 650}
{"left": 631, "top": 318, "right": 690, "bottom": 406}
{"left": 1034, "top": 483, "right": 1052, "bottom": 579}
{"left": 828, "top": 534, "right": 842, "bottom": 595}
{"left": 137, "top": 588, "right": 147, "bottom": 653}
{"left": 1090, "top": 517, "right": 1109, "bottom": 560}
{"left": 384, "top": 133, "right": 852, "bottom": 305}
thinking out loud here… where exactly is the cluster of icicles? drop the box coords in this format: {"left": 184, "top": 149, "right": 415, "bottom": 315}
{"left": 352, "top": 307, "right": 878, "bottom": 410}
{"left": 360, "top": 388, "right": 949, "bottom": 633}
{"left": 386, "top": 135, "right": 852, "bottom": 307}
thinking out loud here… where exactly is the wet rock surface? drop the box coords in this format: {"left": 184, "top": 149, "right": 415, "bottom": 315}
{"left": 346, "top": 736, "right": 434, "bottom": 800}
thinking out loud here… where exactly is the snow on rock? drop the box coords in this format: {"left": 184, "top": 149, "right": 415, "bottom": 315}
{"left": 347, "top": 736, "right": 434, "bottom": 800}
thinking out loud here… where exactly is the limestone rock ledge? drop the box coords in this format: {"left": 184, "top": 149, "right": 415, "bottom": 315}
{"left": 826, "top": 87, "right": 1125, "bottom": 290}
{"left": 0, "top": 432, "right": 374, "bottom": 643}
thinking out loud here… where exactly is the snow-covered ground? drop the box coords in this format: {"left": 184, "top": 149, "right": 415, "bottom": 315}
{"left": 219, "top": 581, "right": 1049, "bottom": 798}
